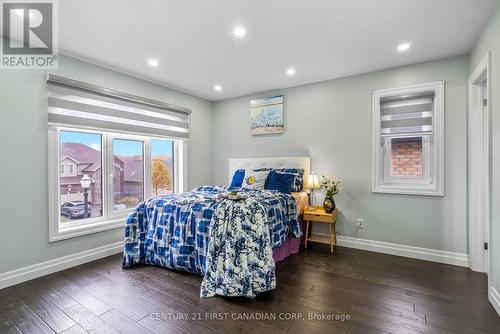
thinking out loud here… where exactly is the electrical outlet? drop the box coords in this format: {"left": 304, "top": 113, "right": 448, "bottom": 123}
{"left": 357, "top": 218, "right": 364, "bottom": 228}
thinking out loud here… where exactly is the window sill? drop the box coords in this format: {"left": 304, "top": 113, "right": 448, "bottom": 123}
{"left": 49, "top": 218, "right": 125, "bottom": 242}
{"left": 373, "top": 185, "right": 444, "bottom": 197}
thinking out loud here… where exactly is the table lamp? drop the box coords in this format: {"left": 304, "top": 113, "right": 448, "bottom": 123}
{"left": 307, "top": 172, "right": 321, "bottom": 208}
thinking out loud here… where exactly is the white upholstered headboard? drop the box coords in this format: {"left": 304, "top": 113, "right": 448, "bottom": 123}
{"left": 228, "top": 156, "right": 311, "bottom": 190}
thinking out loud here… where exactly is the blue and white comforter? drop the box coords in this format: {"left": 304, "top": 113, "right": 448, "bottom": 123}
{"left": 122, "top": 186, "right": 300, "bottom": 297}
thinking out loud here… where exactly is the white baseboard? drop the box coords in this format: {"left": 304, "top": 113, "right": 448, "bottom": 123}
{"left": 490, "top": 286, "right": 500, "bottom": 317}
{"left": 0, "top": 241, "right": 123, "bottom": 290}
{"left": 0, "top": 236, "right": 472, "bottom": 290}
{"left": 321, "top": 234, "right": 469, "bottom": 267}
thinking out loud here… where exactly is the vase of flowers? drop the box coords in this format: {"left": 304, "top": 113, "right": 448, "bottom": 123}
{"left": 320, "top": 175, "right": 342, "bottom": 213}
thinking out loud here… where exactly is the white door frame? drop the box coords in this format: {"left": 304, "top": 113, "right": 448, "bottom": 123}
{"left": 468, "top": 52, "right": 491, "bottom": 274}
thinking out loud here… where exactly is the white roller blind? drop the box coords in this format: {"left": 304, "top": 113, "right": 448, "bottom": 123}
{"left": 47, "top": 74, "right": 190, "bottom": 139}
{"left": 380, "top": 94, "right": 434, "bottom": 136}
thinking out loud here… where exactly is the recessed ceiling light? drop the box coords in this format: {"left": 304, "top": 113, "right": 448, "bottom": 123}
{"left": 397, "top": 43, "right": 411, "bottom": 52}
{"left": 147, "top": 58, "right": 159, "bottom": 67}
{"left": 233, "top": 26, "right": 246, "bottom": 38}
{"left": 214, "top": 85, "right": 222, "bottom": 91}
{"left": 286, "top": 68, "right": 296, "bottom": 76}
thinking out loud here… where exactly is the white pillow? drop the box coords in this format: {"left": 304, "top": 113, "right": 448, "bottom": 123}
{"left": 242, "top": 170, "right": 270, "bottom": 190}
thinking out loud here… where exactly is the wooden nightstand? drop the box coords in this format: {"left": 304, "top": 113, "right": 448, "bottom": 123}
{"left": 304, "top": 206, "right": 337, "bottom": 254}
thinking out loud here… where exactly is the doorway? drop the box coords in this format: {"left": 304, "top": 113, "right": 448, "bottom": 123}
{"left": 468, "top": 52, "right": 491, "bottom": 276}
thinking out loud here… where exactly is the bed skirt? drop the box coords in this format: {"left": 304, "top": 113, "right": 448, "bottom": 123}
{"left": 273, "top": 215, "right": 305, "bottom": 262}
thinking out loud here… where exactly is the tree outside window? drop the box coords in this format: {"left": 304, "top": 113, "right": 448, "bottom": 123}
{"left": 152, "top": 159, "right": 172, "bottom": 196}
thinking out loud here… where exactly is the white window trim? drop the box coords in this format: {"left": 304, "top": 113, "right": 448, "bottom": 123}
{"left": 48, "top": 125, "right": 186, "bottom": 242}
{"left": 372, "top": 81, "right": 445, "bottom": 196}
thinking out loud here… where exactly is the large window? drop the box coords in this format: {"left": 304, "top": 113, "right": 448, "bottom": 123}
{"left": 48, "top": 74, "right": 189, "bottom": 242}
{"left": 372, "top": 82, "right": 444, "bottom": 196}
{"left": 50, "top": 127, "right": 182, "bottom": 241}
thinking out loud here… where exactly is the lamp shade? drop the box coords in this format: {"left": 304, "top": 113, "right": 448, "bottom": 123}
{"left": 308, "top": 172, "right": 321, "bottom": 189}
{"left": 80, "top": 174, "right": 92, "bottom": 189}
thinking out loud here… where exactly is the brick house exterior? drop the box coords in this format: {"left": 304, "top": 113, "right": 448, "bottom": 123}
{"left": 60, "top": 143, "right": 109, "bottom": 206}
{"left": 390, "top": 139, "right": 423, "bottom": 177}
{"left": 59, "top": 143, "right": 143, "bottom": 206}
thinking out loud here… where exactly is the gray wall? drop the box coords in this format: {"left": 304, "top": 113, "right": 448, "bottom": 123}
{"left": 212, "top": 55, "right": 469, "bottom": 254}
{"left": 0, "top": 43, "right": 476, "bottom": 278}
{"left": 470, "top": 4, "right": 500, "bottom": 301}
{"left": 0, "top": 55, "right": 213, "bottom": 273}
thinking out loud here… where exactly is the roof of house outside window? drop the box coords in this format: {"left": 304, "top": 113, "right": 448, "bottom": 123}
{"left": 59, "top": 143, "right": 172, "bottom": 183}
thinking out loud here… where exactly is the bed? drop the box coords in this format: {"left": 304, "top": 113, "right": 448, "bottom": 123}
{"left": 228, "top": 157, "right": 310, "bottom": 262}
{"left": 122, "top": 156, "right": 310, "bottom": 297}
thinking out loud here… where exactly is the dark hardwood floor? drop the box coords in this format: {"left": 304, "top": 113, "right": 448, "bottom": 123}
{"left": 1, "top": 245, "right": 499, "bottom": 334}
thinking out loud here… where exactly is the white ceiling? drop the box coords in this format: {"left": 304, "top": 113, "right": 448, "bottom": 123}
{"left": 58, "top": 0, "right": 496, "bottom": 101}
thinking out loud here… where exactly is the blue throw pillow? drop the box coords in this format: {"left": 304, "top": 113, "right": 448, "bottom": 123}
{"left": 229, "top": 169, "right": 245, "bottom": 188}
{"left": 275, "top": 168, "right": 304, "bottom": 192}
{"left": 265, "top": 170, "right": 295, "bottom": 194}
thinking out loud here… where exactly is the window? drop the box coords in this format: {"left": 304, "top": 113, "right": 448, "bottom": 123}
{"left": 151, "top": 139, "right": 174, "bottom": 197}
{"left": 112, "top": 139, "right": 144, "bottom": 211}
{"left": 60, "top": 162, "right": 76, "bottom": 176}
{"left": 50, "top": 127, "right": 184, "bottom": 241}
{"left": 59, "top": 130, "right": 103, "bottom": 224}
{"left": 372, "top": 82, "right": 444, "bottom": 196}
{"left": 47, "top": 74, "right": 190, "bottom": 242}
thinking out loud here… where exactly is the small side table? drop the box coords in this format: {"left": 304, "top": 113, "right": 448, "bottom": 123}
{"left": 304, "top": 206, "right": 338, "bottom": 254}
